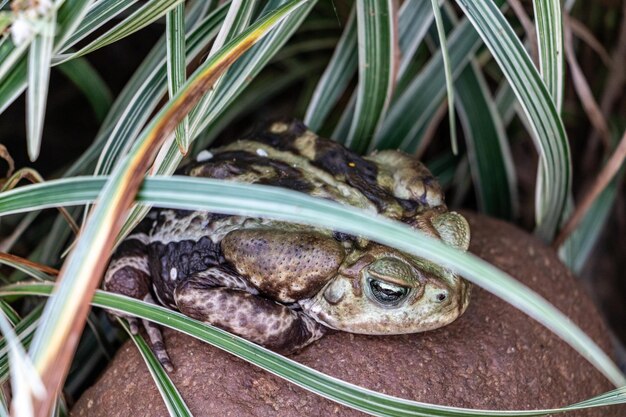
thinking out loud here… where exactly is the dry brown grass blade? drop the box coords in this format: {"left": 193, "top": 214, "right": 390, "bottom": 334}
{"left": 0, "top": 145, "right": 15, "bottom": 181}
{"left": 554, "top": 129, "right": 626, "bottom": 248}
{"left": 569, "top": 17, "right": 613, "bottom": 68}
{"left": 563, "top": 13, "right": 612, "bottom": 150}
{"left": 0, "top": 168, "right": 80, "bottom": 235}
{"left": 0, "top": 252, "right": 60, "bottom": 276}
{"left": 583, "top": 2, "right": 626, "bottom": 170}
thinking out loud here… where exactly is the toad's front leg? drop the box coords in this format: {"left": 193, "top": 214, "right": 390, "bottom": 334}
{"left": 174, "top": 272, "right": 327, "bottom": 354}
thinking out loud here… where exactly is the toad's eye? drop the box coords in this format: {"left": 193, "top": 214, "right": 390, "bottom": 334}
{"left": 367, "top": 278, "right": 410, "bottom": 305}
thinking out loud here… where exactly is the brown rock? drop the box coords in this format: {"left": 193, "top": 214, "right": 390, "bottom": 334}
{"left": 71, "top": 212, "right": 625, "bottom": 417}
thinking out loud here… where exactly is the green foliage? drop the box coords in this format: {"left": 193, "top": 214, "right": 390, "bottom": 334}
{"left": 0, "top": 0, "right": 623, "bottom": 416}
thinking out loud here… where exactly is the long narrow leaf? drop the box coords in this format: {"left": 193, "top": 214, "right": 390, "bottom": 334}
{"left": 429, "top": 0, "right": 457, "bottom": 154}
{"left": 1, "top": 176, "right": 624, "bottom": 387}
{"left": 533, "top": 0, "right": 564, "bottom": 110}
{"left": 2, "top": 283, "right": 625, "bottom": 417}
{"left": 94, "top": 3, "right": 229, "bottom": 177}
{"left": 454, "top": 0, "right": 571, "bottom": 241}
{"left": 329, "top": 1, "right": 434, "bottom": 140}
{"left": 376, "top": 4, "right": 500, "bottom": 151}
{"left": 24, "top": 3, "right": 313, "bottom": 416}
{"left": 439, "top": 6, "right": 516, "bottom": 219}
{"left": 345, "top": 0, "right": 396, "bottom": 153}
{"left": 303, "top": 7, "right": 356, "bottom": 131}
{"left": 120, "top": 320, "right": 192, "bottom": 417}
{"left": 26, "top": 13, "right": 56, "bottom": 161}
{"left": 57, "top": 0, "right": 138, "bottom": 53}
{"left": 188, "top": 0, "right": 257, "bottom": 139}
{"left": 166, "top": 3, "right": 189, "bottom": 153}
{"left": 61, "top": 0, "right": 184, "bottom": 62}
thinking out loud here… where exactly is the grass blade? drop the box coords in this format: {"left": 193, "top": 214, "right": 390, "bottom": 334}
{"left": 376, "top": 4, "right": 500, "bottom": 152}
{"left": 533, "top": 0, "right": 564, "bottom": 110}
{"left": 0, "top": 308, "right": 45, "bottom": 417}
{"left": 166, "top": 2, "right": 189, "bottom": 153}
{"left": 188, "top": 0, "right": 257, "bottom": 139}
{"left": 397, "top": 0, "right": 434, "bottom": 77}
{"left": 345, "top": 0, "right": 396, "bottom": 153}
{"left": 454, "top": 0, "right": 571, "bottom": 242}
{"left": 429, "top": 0, "right": 457, "bottom": 154}
{"left": 26, "top": 13, "right": 56, "bottom": 161}
{"left": 120, "top": 320, "right": 192, "bottom": 417}
{"left": 62, "top": 0, "right": 184, "bottom": 61}
{"left": 3, "top": 283, "right": 625, "bottom": 416}
{"left": 57, "top": 0, "right": 138, "bottom": 53}
{"left": 22, "top": 3, "right": 313, "bottom": 415}
{"left": 439, "top": 6, "right": 516, "bottom": 219}
{"left": 93, "top": 2, "right": 228, "bottom": 177}
{"left": 303, "top": 6, "right": 356, "bottom": 131}
{"left": 1, "top": 175, "right": 624, "bottom": 388}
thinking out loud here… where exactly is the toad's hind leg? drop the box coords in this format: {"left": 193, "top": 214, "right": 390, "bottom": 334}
{"left": 103, "top": 231, "right": 152, "bottom": 334}
{"left": 103, "top": 224, "right": 174, "bottom": 371}
{"left": 174, "top": 272, "right": 326, "bottom": 354}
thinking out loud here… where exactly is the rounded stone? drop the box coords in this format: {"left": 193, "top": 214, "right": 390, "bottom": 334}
{"left": 71, "top": 212, "right": 625, "bottom": 417}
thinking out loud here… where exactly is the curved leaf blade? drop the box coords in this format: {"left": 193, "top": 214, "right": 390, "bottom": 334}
{"left": 345, "top": 0, "right": 396, "bottom": 153}
{"left": 120, "top": 320, "right": 192, "bottom": 417}
{"left": 454, "top": 0, "right": 571, "bottom": 242}
{"left": 303, "top": 7, "right": 356, "bottom": 131}
{"left": 533, "top": 0, "right": 564, "bottom": 111}
{"left": 23, "top": 3, "right": 314, "bottom": 415}
{"left": 0, "top": 176, "right": 623, "bottom": 388}
{"left": 2, "top": 283, "right": 624, "bottom": 417}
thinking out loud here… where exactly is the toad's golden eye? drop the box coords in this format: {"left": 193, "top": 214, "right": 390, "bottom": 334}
{"left": 367, "top": 278, "right": 410, "bottom": 306}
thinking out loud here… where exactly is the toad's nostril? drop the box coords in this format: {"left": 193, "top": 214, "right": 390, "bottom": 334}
{"left": 435, "top": 292, "right": 448, "bottom": 302}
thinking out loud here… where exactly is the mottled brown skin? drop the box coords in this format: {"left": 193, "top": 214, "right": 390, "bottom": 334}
{"left": 103, "top": 119, "right": 471, "bottom": 371}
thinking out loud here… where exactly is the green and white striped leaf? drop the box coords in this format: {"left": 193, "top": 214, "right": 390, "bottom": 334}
{"left": 0, "top": 305, "right": 44, "bottom": 384}
{"left": 93, "top": 3, "right": 229, "bottom": 177}
{"left": 533, "top": 0, "right": 564, "bottom": 111}
{"left": 188, "top": 0, "right": 257, "bottom": 140}
{"left": 3, "top": 282, "right": 625, "bottom": 416}
{"left": 439, "top": 5, "right": 516, "bottom": 219}
{"left": 53, "top": 0, "right": 93, "bottom": 52}
{"left": 397, "top": 0, "right": 434, "bottom": 78}
{"left": 57, "top": 0, "right": 138, "bottom": 53}
{"left": 26, "top": 13, "right": 56, "bottom": 161}
{"left": 23, "top": 4, "right": 314, "bottom": 411}
{"left": 456, "top": 61, "right": 517, "bottom": 219}
{"left": 121, "top": 320, "right": 192, "bottom": 417}
{"left": 0, "top": 55, "right": 27, "bottom": 115}
{"left": 148, "top": 0, "right": 316, "bottom": 178}
{"left": 430, "top": 0, "right": 457, "bottom": 154}
{"left": 0, "top": 307, "right": 44, "bottom": 417}
{"left": 376, "top": 4, "right": 499, "bottom": 152}
{"left": 166, "top": 2, "right": 189, "bottom": 153}
{"left": 328, "top": 1, "right": 434, "bottom": 141}
{"left": 454, "top": 0, "right": 571, "bottom": 242}
{"left": 0, "top": 176, "right": 624, "bottom": 387}
{"left": 61, "top": 0, "right": 184, "bottom": 62}
{"left": 0, "top": 36, "right": 30, "bottom": 85}
{"left": 303, "top": 7, "right": 356, "bottom": 131}
{"left": 344, "top": 0, "right": 396, "bottom": 154}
